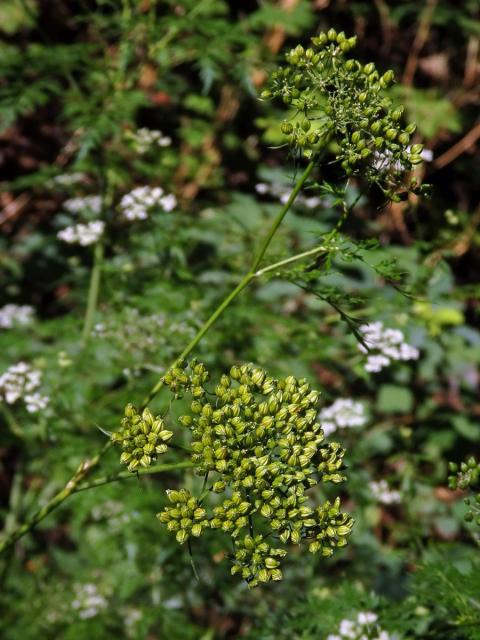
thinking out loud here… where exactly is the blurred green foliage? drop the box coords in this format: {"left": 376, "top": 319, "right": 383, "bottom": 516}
{"left": 0, "top": 0, "right": 479, "bottom": 638}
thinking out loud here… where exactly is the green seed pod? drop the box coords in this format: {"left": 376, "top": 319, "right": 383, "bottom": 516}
{"left": 380, "top": 70, "right": 395, "bottom": 86}
{"left": 385, "top": 128, "right": 397, "bottom": 141}
{"left": 176, "top": 530, "right": 188, "bottom": 544}
{"left": 351, "top": 131, "right": 361, "bottom": 144}
{"left": 410, "top": 155, "right": 423, "bottom": 165}
{"left": 301, "top": 118, "right": 311, "bottom": 132}
{"left": 363, "top": 62, "right": 375, "bottom": 75}
{"left": 281, "top": 121, "right": 294, "bottom": 135}
{"left": 398, "top": 132, "right": 410, "bottom": 145}
{"left": 391, "top": 107, "right": 404, "bottom": 122}
{"left": 411, "top": 143, "right": 424, "bottom": 155}
{"left": 327, "top": 28, "right": 337, "bottom": 41}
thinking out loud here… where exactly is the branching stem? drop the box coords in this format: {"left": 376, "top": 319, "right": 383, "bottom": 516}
{"left": 143, "top": 157, "right": 316, "bottom": 406}
{"left": 1, "top": 157, "right": 317, "bottom": 554}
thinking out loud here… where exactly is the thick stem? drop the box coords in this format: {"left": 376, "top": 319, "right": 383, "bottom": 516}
{"left": 143, "top": 158, "right": 316, "bottom": 406}
{"left": 82, "top": 240, "right": 104, "bottom": 345}
{"left": 73, "top": 460, "right": 196, "bottom": 493}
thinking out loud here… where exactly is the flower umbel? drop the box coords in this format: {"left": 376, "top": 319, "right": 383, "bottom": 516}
{"left": 156, "top": 361, "right": 354, "bottom": 587}
{"left": 111, "top": 404, "right": 173, "bottom": 472}
{"left": 262, "top": 29, "right": 426, "bottom": 198}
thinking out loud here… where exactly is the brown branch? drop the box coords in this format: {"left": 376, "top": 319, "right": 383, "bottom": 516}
{"left": 402, "top": 0, "right": 438, "bottom": 87}
{"left": 434, "top": 121, "right": 480, "bottom": 169}
{"left": 464, "top": 36, "right": 479, "bottom": 88}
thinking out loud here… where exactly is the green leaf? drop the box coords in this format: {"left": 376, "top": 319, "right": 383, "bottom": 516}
{"left": 377, "top": 385, "right": 414, "bottom": 413}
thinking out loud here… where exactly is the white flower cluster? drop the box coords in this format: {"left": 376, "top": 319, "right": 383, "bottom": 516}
{"left": 369, "top": 480, "right": 401, "bottom": 505}
{"left": 119, "top": 185, "right": 177, "bottom": 221}
{"left": 374, "top": 147, "right": 433, "bottom": 171}
{"left": 328, "top": 612, "right": 393, "bottom": 640}
{"left": 255, "top": 181, "right": 322, "bottom": 209}
{"left": 0, "top": 362, "right": 49, "bottom": 413}
{"left": 359, "top": 322, "right": 419, "bottom": 373}
{"left": 51, "top": 172, "right": 86, "bottom": 188}
{"left": 63, "top": 195, "right": 102, "bottom": 214}
{"left": 319, "top": 398, "right": 367, "bottom": 436}
{"left": 0, "top": 304, "right": 34, "bottom": 329}
{"left": 58, "top": 221, "right": 105, "bottom": 246}
{"left": 131, "top": 127, "right": 172, "bottom": 154}
{"left": 72, "top": 583, "right": 108, "bottom": 620}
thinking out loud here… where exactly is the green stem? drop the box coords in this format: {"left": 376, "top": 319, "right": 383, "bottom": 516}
{"left": 73, "top": 460, "right": 196, "bottom": 493}
{"left": 250, "top": 160, "right": 316, "bottom": 272}
{"left": 0, "top": 403, "right": 24, "bottom": 439}
{"left": 143, "top": 158, "right": 316, "bottom": 406}
{"left": 0, "top": 441, "right": 111, "bottom": 554}
{"left": 253, "top": 245, "right": 327, "bottom": 278}
{"left": 82, "top": 241, "right": 104, "bottom": 345}
{"left": 0, "top": 158, "right": 317, "bottom": 554}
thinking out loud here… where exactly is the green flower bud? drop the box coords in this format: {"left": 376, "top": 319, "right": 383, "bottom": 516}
{"left": 327, "top": 28, "right": 337, "bottom": 41}
{"left": 411, "top": 143, "right": 424, "bottom": 155}
{"left": 302, "top": 119, "right": 311, "bottom": 132}
{"left": 363, "top": 62, "right": 375, "bottom": 75}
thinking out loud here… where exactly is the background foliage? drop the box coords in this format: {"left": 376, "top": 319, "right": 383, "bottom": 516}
{"left": 1, "top": 0, "right": 479, "bottom": 638}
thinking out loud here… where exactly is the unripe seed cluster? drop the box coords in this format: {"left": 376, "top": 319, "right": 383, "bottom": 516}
{"left": 449, "top": 456, "right": 480, "bottom": 526}
{"left": 158, "top": 489, "right": 208, "bottom": 544}
{"left": 261, "top": 29, "right": 424, "bottom": 197}
{"left": 159, "top": 361, "right": 354, "bottom": 587}
{"left": 111, "top": 404, "right": 173, "bottom": 472}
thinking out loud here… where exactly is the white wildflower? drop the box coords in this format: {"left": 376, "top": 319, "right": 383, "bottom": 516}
{"left": 369, "top": 480, "right": 401, "bottom": 505}
{"left": 0, "top": 362, "right": 49, "bottom": 412}
{"left": 340, "top": 619, "right": 356, "bottom": 638}
{"left": 319, "top": 398, "right": 367, "bottom": 436}
{"left": 120, "top": 185, "right": 177, "bottom": 221}
{"left": 364, "top": 354, "right": 391, "bottom": 373}
{"left": 51, "top": 172, "right": 86, "bottom": 188}
{"left": 328, "top": 612, "right": 392, "bottom": 640}
{"left": 25, "top": 393, "right": 50, "bottom": 413}
{"left": 373, "top": 147, "right": 433, "bottom": 171}
{"left": 254, "top": 182, "right": 269, "bottom": 194}
{"left": 357, "top": 612, "right": 378, "bottom": 625}
{"left": 63, "top": 195, "right": 102, "bottom": 215}
{"left": 58, "top": 221, "right": 105, "bottom": 246}
{"left": 131, "top": 127, "right": 172, "bottom": 154}
{"left": 159, "top": 193, "right": 177, "bottom": 212}
{"left": 0, "top": 304, "right": 34, "bottom": 329}
{"left": 359, "top": 321, "right": 419, "bottom": 373}
{"left": 72, "top": 583, "right": 108, "bottom": 619}
{"left": 254, "top": 180, "right": 323, "bottom": 209}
